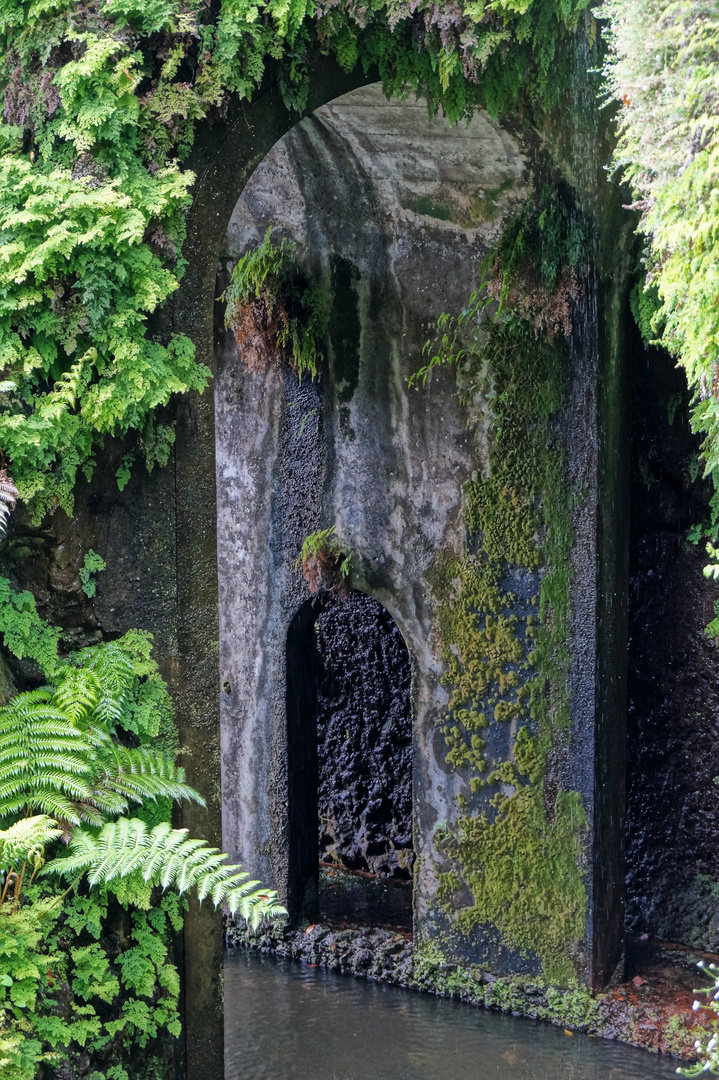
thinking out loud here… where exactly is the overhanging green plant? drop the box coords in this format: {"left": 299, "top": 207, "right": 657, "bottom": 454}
{"left": 0, "top": 636, "right": 285, "bottom": 917}
{"left": 297, "top": 526, "right": 351, "bottom": 593}
{"left": 297, "top": 526, "right": 350, "bottom": 576}
{"left": 0, "top": 0, "right": 590, "bottom": 521}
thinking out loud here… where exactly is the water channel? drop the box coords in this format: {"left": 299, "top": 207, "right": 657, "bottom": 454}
{"left": 225, "top": 951, "right": 680, "bottom": 1080}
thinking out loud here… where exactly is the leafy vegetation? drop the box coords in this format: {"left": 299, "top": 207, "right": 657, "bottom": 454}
{"left": 297, "top": 527, "right": 350, "bottom": 576}
{"left": 0, "top": 0, "right": 591, "bottom": 521}
{"left": 0, "top": 595, "right": 283, "bottom": 1079}
{"left": 600, "top": 0, "right": 719, "bottom": 587}
{"left": 223, "top": 228, "right": 326, "bottom": 379}
{"left": 79, "top": 548, "right": 106, "bottom": 599}
{"left": 297, "top": 526, "right": 351, "bottom": 593}
{"left": 679, "top": 962, "right": 719, "bottom": 1076}
{"left": 0, "top": 576, "right": 60, "bottom": 676}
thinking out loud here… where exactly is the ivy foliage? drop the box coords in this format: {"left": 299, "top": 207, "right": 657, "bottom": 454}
{"left": 0, "top": 0, "right": 590, "bottom": 521}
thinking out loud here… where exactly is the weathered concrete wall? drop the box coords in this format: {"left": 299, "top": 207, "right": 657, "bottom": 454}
{"left": 216, "top": 83, "right": 628, "bottom": 989}
{"left": 217, "top": 86, "right": 510, "bottom": 920}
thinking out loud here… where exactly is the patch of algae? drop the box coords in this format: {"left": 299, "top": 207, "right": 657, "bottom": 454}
{"left": 431, "top": 315, "right": 588, "bottom": 988}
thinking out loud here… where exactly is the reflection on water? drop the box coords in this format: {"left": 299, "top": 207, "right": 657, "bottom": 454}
{"left": 225, "top": 950, "right": 679, "bottom": 1080}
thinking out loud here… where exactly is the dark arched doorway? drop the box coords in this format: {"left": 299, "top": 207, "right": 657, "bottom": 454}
{"left": 286, "top": 590, "right": 413, "bottom": 927}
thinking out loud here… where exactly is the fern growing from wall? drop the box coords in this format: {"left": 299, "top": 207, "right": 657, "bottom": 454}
{"left": 222, "top": 227, "right": 326, "bottom": 379}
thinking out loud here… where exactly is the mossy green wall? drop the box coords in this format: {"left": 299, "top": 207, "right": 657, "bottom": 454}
{"left": 427, "top": 316, "right": 588, "bottom": 987}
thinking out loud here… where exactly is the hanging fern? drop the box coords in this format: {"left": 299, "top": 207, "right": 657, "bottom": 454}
{"left": 0, "top": 628, "right": 285, "bottom": 923}
{"left": 222, "top": 228, "right": 326, "bottom": 379}
{"left": 44, "top": 818, "right": 284, "bottom": 927}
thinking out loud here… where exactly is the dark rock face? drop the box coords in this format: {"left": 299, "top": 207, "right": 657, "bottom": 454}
{"left": 625, "top": 334, "right": 719, "bottom": 947}
{"left": 316, "top": 591, "right": 413, "bottom": 878}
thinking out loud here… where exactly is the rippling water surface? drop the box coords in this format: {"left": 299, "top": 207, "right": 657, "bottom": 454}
{"left": 225, "top": 951, "right": 680, "bottom": 1080}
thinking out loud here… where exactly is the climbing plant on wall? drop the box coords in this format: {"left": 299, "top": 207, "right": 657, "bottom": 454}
{"left": 414, "top": 188, "right": 590, "bottom": 986}
{"left": 0, "top": 0, "right": 592, "bottom": 522}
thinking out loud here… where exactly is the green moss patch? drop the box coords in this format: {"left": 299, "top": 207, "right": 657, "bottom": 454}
{"left": 427, "top": 194, "right": 590, "bottom": 985}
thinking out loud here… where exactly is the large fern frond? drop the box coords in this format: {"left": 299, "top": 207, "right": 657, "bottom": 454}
{"left": 0, "top": 697, "right": 95, "bottom": 823}
{"left": 87, "top": 730, "right": 205, "bottom": 810}
{"left": 44, "top": 820, "right": 287, "bottom": 928}
{"left": 0, "top": 692, "right": 203, "bottom": 825}
{"left": 52, "top": 666, "right": 101, "bottom": 723}
{"left": 77, "top": 641, "right": 135, "bottom": 727}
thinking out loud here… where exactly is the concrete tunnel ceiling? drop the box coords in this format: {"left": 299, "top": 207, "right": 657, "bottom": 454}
{"left": 221, "top": 82, "right": 531, "bottom": 313}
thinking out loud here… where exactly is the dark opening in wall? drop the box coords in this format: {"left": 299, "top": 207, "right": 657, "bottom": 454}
{"left": 285, "top": 590, "right": 413, "bottom": 929}
{"left": 624, "top": 324, "right": 719, "bottom": 954}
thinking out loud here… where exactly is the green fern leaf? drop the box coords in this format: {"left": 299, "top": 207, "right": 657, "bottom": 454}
{"left": 0, "top": 815, "right": 60, "bottom": 873}
{"left": 45, "top": 819, "right": 286, "bottom": 928}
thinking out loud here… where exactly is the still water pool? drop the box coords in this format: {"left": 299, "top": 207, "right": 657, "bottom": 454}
{"left": 225, "top": 950, "right": 681, "bottom": 1080}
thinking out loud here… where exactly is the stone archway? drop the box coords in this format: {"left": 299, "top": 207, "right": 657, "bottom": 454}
{"left": 164, "top": 54, "right": 633, "bottom": 1080}
{"left": 213, "top": 81, "right": 527, "bottom": 955}
{"left": 166, "top": 60, "right": 380, "bottom": 1080}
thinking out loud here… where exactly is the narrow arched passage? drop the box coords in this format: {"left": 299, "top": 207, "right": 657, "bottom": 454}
{"left": 286, "top": 590, "right": 413, "bottom": 928}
